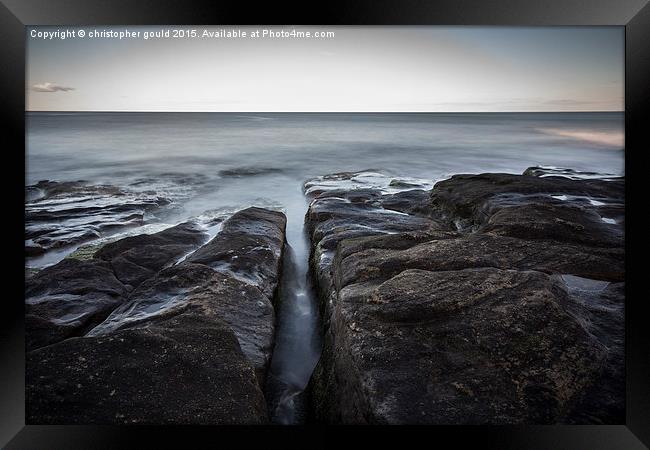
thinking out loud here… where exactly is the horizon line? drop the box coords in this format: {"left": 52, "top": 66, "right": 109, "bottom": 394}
{"left": 25, "top": 110, "right": 625, "bottom": 114}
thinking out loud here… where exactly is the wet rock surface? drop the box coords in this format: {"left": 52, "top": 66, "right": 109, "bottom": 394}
{"left": 94, "top": 221, "right": 209, "bottom": 288}
{"left": 25, "top": 258, "right": 129, "bottom": 351}
{"left": 25, "top": 222, "right": 209, "bottom": 351}
{"left": 88, "top": 207, "right": 286, "bottom": 382}
{"left": 25, "top": 180, "right": 174, "bottom": 257}
{"left": 188, "top": 207, "right": 286, "bottom": 299}
{"left": 429, "top": 170, "right": 624, "bottom": 246}
{"left": 26, "top": 207, "right": 286, "bottom": 424}
{"left": 305, "top": 169, "right": 624, "bottom": 424}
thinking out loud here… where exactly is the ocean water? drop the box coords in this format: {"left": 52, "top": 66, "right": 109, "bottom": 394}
{"left": 25, "top": 112, "right": 624, "bottom": 266}
{"left": 25, "top": 111, "right": 624, "bottom": 423}
{"left": 27, "top": 112, "right": 624, "bottom": 186}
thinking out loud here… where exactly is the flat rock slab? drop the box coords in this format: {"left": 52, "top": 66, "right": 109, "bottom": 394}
{"left": 311, "top": 268, "right": 607, "bottom": 424}
{"left": 430, "top": 171, "right": 624, "bottom": 221}
{"left": 430, "top": 171, "right": 624, "bottom": 247}
{"left": 336, "top": 233, "right": 624, "bottom": 288}
{"left": 27, "top": 314, "right": 267, "bottom": 424}
{"left": 306, "top": 168, "right": 624, "bottom": 424}
{"left": 25, "top": 180, "right": 173, "bottom": 256}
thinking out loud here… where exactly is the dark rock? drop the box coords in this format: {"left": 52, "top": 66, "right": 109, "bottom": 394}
{"left": 388, "top": 179, "right": 426, "bottom": 189}
{"left": 25, "top": 258, "right": 128, "bottom": 350}
{"left": 90, "top": 208, "right": 286, "bottom": 381}
{"left": 87, "top": 263, "right": 276, "bottom": 384}
{"left": 25, "top": 244, "right": 46, "bottom": 257}
{"left": 27, "top": 207, "right": 287, "bottom": 424}
{"left": 188, "top": 207, "right": 287, "bottom": 299}
{"left": 523, "top": 166, "right": 622, "bottom": 181}
{"left": 311, "top": 268, "right": 606, "bottom": 424}
{"left": 303, "top": 181, "right": 449, "bottom": 328}
{"left": 555, "top": 276, "right": 625, "bottom": 423}
{"left": 306, "top": 168, "right": 624, "bottom": 424}
{"left": 28, "top": 180, "right": 123, "bottom": 199}
{"left": 25, "top": 223, "right": 209, "bottom": 351}
{"left": 379, "top": 189, "right": 433, "bottom": 215}
{"left": 303, "top": 170, "right": 434, "bottom": 200}
{"left": 478, "top": 195, "right": 623, "bottom": 247}
{"left": 429, "top": 172, "right": 624, "bottom": 241}
{"left": 25, "top": 180, "right": 173, "bottom": 255}
{"left": 94, "top": 221, "right": 209, "bottom": 288}
{"left": 219, "top": 167, "right": 285, "bottom": 177}
{"left": 430, "top": 172, "right": 623, "bottom": 217}
{"left": 336, "top": 233, "right": 623, "bottom": 288}
{"left": 27, "top": 315, "right": 267, "bottom": 424}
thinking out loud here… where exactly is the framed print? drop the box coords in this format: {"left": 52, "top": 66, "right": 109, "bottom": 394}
{"left": 1, "top": 0, "right": 649, "bottom": 448}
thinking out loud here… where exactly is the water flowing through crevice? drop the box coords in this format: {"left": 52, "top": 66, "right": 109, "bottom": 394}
{"left": 265, "top": 224, "right": 323, "bottom": 424}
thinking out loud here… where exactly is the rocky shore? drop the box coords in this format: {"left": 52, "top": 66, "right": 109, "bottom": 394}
{"left": 305, "top": 168, "right": 624, "bottom": 424}
{"left": 25, "top": 166, "right": 625, "bottom": 425}
{"left": 25, "top": 180, "right": 175, "bottom": 257}
{"left": 26, "top": 207, "right": 286, "bottom": 424}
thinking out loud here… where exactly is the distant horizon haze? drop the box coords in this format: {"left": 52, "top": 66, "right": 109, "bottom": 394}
{"left": 27, "top": 110, "right": 624, "bottom": 114}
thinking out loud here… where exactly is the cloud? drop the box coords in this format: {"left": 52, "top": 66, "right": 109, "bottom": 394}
{"left": 31, "top": 82, "right": 75, "bottom": 92}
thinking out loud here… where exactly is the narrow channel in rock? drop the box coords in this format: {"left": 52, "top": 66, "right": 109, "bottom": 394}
{"left": 265, "top": 217, "right": 322, "bottom": 424}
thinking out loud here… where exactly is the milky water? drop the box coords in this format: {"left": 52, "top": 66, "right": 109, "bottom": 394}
{"left": 26, "top": 111, "right": 624, "bottom": 423}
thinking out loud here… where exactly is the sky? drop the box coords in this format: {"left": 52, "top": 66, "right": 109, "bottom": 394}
{"left": 26, "top": 26, "right": 624, "bottom": 112}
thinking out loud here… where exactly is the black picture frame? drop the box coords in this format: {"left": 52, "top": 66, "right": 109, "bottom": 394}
{"left": 2, "top": 1, "right": 648, "bottom": 448}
